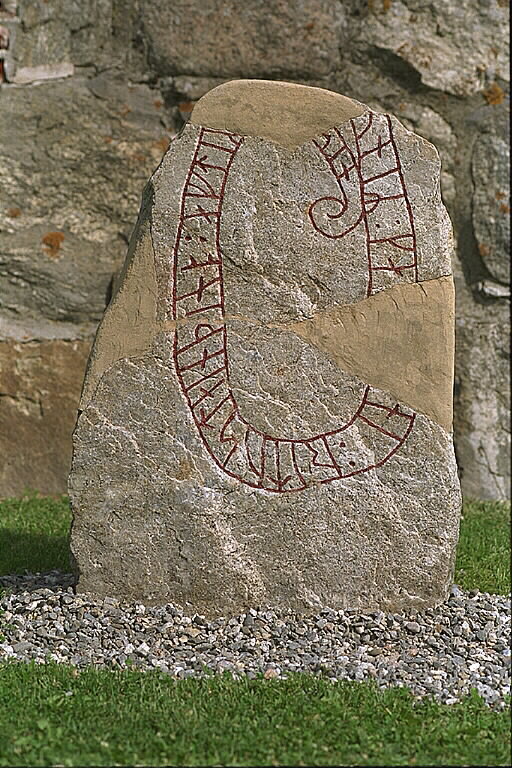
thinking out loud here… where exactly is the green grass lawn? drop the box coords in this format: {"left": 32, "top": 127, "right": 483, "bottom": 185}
{"left": 455, "top": 500, "right": 511, "bottom": 595}
{"left": 0, "top": 495, "right": 510, "bottom": 767}
{"left": 0, "top": 493, "right": 71, "bottom": 577}
{"left": 0, "top": 663, "right": 510, "bottom": 768}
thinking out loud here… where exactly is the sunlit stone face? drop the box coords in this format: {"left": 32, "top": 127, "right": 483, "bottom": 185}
{"left": 69, "top": 81, "right": 461, "bottom": 617}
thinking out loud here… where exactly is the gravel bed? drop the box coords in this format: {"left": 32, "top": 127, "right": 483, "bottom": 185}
{"left": 1, "top": 571, "right": 510, "bottom": 709}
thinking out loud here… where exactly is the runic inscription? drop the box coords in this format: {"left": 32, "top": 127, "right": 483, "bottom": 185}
{"left": 171, "top": 116, "right": 417, "bottom": 493}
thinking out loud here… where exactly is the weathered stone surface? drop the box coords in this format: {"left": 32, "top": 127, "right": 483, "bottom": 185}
{"left": 393, "top": 103, "right": 457, "bottom": 207}
{"left": 1, "top": 0, "right": 113, "bottom": 84}
{"left": 142, "top": 0, "right": 345, "bottom": 80}
{"left": 286, "top": 277, "right": 455, "bottom": 432}
{"left": 453, "top": 264, "right": 510, "bottom": 500}
{"left": 0, "top": 74, "right": 169, "bottom": 335}
{"left": 172, "top": 75, "right": 229, "bottom": 103}
{"left": 323, "top": 0, "right": 511, "bottom": 501}
{"left": 0, "top": 68, "right": 170, "bottom": 498}
{"left": 362, "top": 0, "right": 509, "bottom": 97}
{"left": 471, "top": 132, "right": 510, "bottom": 286}
{"left": 190, "top": 80, "right": 366, "bottom": 149}
{"left": 0, "top": 340, "right": 91, "bottom": 497}
{"left": 446, "top": 99, "right": 510, "bottom": 500}
{"left": 70, "top": 81, "right": 461, "bottom": 616}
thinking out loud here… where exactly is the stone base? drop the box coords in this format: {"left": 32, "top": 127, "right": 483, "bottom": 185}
{"left": 70, "top": 355, "right": 461, "bottom": 617}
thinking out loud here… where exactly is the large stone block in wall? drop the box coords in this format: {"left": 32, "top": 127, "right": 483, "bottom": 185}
{"left": 453, "top": 272, "right": 510, "bottom": 500}
{"left": 0, "top": 73, "right": 170, "bottom": 337}
{"left": 70, "top": 81, "right": 461, "bottom": 616}
{"left": 0, "top": 0, "right": 114, "bottom": 84}
{"left": 361, "top": 0, "right": 509, "bottom": 97}
{"left": 142, "top": 0, "right": 344, "bottom": 80}
{"left": 0, "top": 340, "right": 91, "bottom": 497}
{"left": 471, "top": 119, "right": 510, "bottom": 286}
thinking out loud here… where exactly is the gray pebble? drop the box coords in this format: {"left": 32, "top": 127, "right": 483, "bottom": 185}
{"left": 0, "top": 571, "right": 509, "bottom": 710}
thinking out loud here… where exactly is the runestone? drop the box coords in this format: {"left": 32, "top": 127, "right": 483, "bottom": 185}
{"left": 69, "top": 80, "right": 462, "bottom": 616}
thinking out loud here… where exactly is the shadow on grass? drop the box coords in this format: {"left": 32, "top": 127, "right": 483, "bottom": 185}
{"left": 0, "top": 528, "right": 72, "bottom": 577}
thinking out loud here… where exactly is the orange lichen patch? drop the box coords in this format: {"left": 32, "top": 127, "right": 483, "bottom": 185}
{"left": 304, "top": 21, "right": 315, "bottom": 31}
{"left": 103, "top": 136, "right": 113, "bottom": 144}
{"left": 178, "top": 101, "right": 195, "bottom": 114}
{"left": 176, "top": 457, "right": 194, "bottom": 480}
{"left": 7, "top": 207, "right": 21, "bottom": 218}
{"left": 483, "top": 82, "right": 505, "bottom": 105}
{"left": 154, "top": 99, "right": 163, "bottom": 109}
{"left": 42, "top": 231, "right": 65, "bottom": 259}
{"left": 495, "top": 191, "right": 506, "bottom": 200}
{"left": 478, "top": 243, "right": 491, "bottom": 258}
{"left": 119, "top": 104, "right": 132, "bottom": 117}
{"left": 499, "top": 203, "right": 510, "bottom": 214}
{"left": 153, "top": 136, "right": 170, "bottom": 153}
{"left": 368, "top": 0, "right": 392, "bottom": 11}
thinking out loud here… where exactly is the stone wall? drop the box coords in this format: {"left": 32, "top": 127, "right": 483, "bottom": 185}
{"left": 0, "top": 0, "right": 509, "bottom": 499}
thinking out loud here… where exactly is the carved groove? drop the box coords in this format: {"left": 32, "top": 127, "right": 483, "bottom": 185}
{"left": 171, "top": 117, "right": 417, "bottom": 492}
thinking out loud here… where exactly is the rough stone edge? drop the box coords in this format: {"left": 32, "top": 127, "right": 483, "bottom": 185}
{"left": 79, "top": 182, "right": 159, "bottom": 411}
